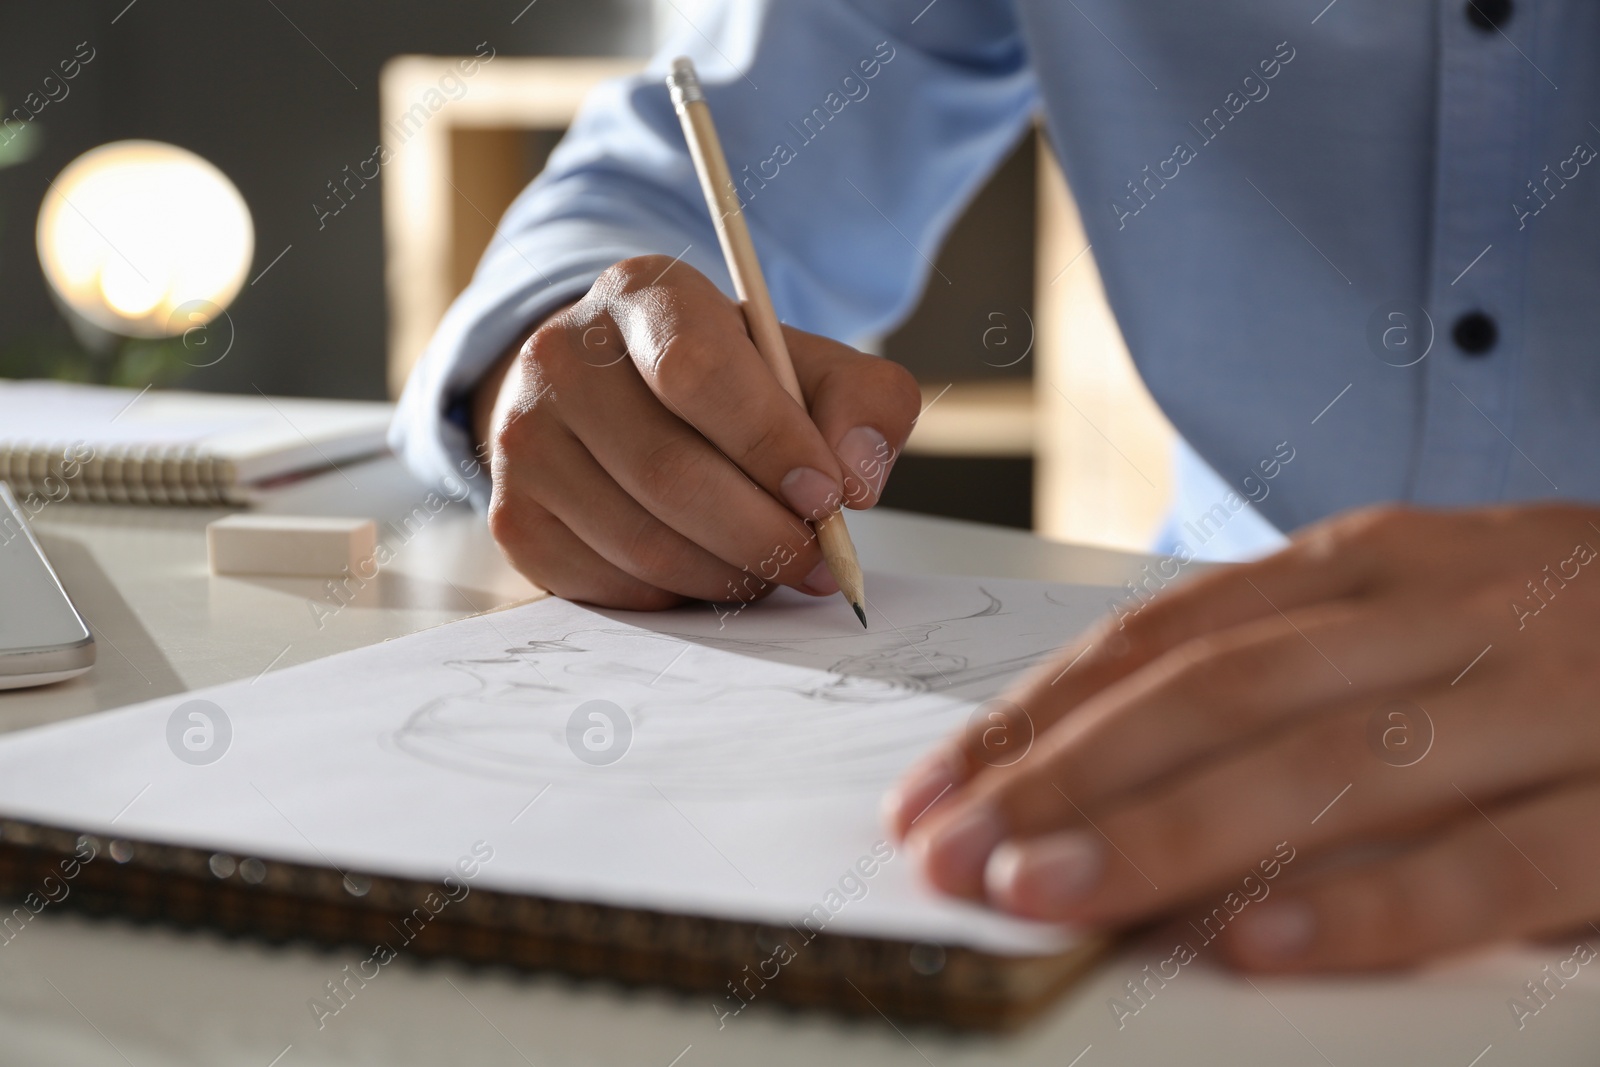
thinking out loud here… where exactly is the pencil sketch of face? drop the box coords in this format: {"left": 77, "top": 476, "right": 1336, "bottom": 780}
{"left": 389, "top": 586, "right": 1083, "bottom": 797}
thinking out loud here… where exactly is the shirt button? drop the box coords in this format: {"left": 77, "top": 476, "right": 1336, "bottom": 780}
{"left": 1466, "top": 0, "right": 1512, "bottom": 31}
{"left": 1453, "top": 311, "right": 1498, "bottom": 355}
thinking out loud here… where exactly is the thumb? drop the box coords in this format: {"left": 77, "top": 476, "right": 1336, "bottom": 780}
{"left": 784, "top": 326, "right": 922, "bottom": 510}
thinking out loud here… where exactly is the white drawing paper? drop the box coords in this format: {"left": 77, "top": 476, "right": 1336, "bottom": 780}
{"left": 0, "top": 572, "right": 1109, "bottom": 954}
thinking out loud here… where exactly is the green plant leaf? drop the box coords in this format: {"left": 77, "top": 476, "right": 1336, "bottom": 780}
{"left": 0, "top": 101, "right": 40, "bottom": 169}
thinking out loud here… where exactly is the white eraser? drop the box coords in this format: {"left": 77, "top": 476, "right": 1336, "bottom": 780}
{"left": 207, "top": 514, "right": 377, "bottom": 578}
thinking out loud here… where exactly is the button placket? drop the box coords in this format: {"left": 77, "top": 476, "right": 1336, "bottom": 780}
{"left": 1411, "top": 0, "right": 1537, "bottom": 503}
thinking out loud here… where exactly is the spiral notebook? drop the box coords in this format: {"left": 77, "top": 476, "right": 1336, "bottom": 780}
{"left": 0, "top": 379, "right": 393, "bottom": 505}
{"left": 0, "top": 574, "right": 1110, "bottom": 1029}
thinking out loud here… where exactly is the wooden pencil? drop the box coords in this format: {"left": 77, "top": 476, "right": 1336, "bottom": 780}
{"left": 666, "top": 56, "right": 868, "bottom": 628}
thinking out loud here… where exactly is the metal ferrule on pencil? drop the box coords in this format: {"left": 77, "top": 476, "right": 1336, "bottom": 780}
{"left": 666, "top": 56, "right": 705, "bottom": 107}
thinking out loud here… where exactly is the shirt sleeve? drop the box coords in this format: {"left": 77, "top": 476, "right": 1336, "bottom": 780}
{"left": 389, "top": 0, "right": 1038, "bottom": 509}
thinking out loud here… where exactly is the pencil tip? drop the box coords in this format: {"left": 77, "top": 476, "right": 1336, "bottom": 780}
{"left": 853, "top": 602, "right": 867, "bottom": 629}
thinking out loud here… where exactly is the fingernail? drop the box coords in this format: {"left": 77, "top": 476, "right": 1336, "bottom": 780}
{"left": 916, "top": 803, "right": 1005, "bottom": 890}
{"left": 985, "top": 832, "right": 1103, "bottom": 914}
{"left": 801, "top": 559, "right": 839, "bottom": 596}
{"left": 780, "top": 467, "right": 840, "bottom": 523}
{"left": 836, "top": 426, "right": 891, "bottom": 507}
{"left": 882, "top": 755, "right": 956, "bottom": 837}
{"left": 1235, "top": 900, "right": 1315, "bottom": 961}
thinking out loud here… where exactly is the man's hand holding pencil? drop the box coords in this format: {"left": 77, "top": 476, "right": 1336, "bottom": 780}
{"left": 470, "top": 258, "right": 919, "bottom": 613}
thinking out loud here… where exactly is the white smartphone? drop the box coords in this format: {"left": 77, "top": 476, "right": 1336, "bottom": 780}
{"left": 0, "top": 483, "right": 95, "bottom": 689}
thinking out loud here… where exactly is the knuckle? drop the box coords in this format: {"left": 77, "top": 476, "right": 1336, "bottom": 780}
{"left": 594, "top": 255, "right": 664, "bottom": 296}
{"left": 736, "top": 419, "right": 783, "bottom": 468}
{"left": 1341, "top": 503, "right": 1418, "bottom": 544}
{"left": 997, "top": 764, "right": 1075, "bottom": 829}
{"left": 1288, "top": 523, "right": 1338, "bottom": 567}
{"left": 519, "top": 319, "right": 571, "bottom": 383}
{"left": 618, "top": 525, "right": 686, "bottom": 591}
{"left": 490, "top": 495, "right": 546, "bottom": 548}
{"left": 637, "top": 434, "right": 714, "bottom": 512}
{"left": 596, "top": 254, "right": 704, "bottom": 305}
{"left": 617, "top": 253, "right": 676, "bottom": 282}
{"left": 1094, "top": 621, "right": 1152, "bottom": 668}
{"left": 484, "top": 492, "right": 692, "bottom": 610}
{"left": 609, "top": 506, "right": 742, "bottom": 597}
{"left": 1165, "top": 635, "right": 1251, "bottom": 695}
{"left": 1116, "top": 598, "right": 1186, "bottom": 659}
{"left": 1164, "top": 639, "right": 1222, "bottom": 681}
{"left": 485, "top": 491, "right": 520, "bottom": 547}
{"left": 487, "top": 498, "right": 562, "bottom": 582}
{"left": 649, "top": 331, "right": 718, "bottom": 400}
{"left": 490, "top": 404, "right": 532, "bottom": 455}
{"left": 1289, "top": 504, "right": 1419, "bottom": 578}
{"left": 488, "top": 398, "right": 551, "bottom": 475}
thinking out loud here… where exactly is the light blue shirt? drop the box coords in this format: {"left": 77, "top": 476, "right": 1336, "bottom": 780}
{"left": 392, "top": 0, "right": 1600, "bottom": 558}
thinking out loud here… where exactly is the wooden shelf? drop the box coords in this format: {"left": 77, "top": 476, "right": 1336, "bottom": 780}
{"left": 380, "top": 56, "right": 642, "bottom": 397}
{"left": 906, "top": 381, "right": 1034, "bottom": 458}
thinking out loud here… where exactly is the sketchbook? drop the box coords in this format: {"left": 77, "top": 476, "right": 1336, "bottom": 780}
{"left": 0, "top": 573, "right": 1111, "bottom": 1028}
{"left": 0, "top": 379, "right": 392, "bottom": 505}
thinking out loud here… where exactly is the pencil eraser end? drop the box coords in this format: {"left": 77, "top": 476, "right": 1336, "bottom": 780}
{"left": 666, "top": 56, "right": 703, "bottom": 104}
{"left": 207, "top": 514, "right": 376, "bottom": 578}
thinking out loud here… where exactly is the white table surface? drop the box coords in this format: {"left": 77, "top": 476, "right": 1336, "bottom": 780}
{"left": 0, "top": 457, "right": 1591, "bottom": 1066}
